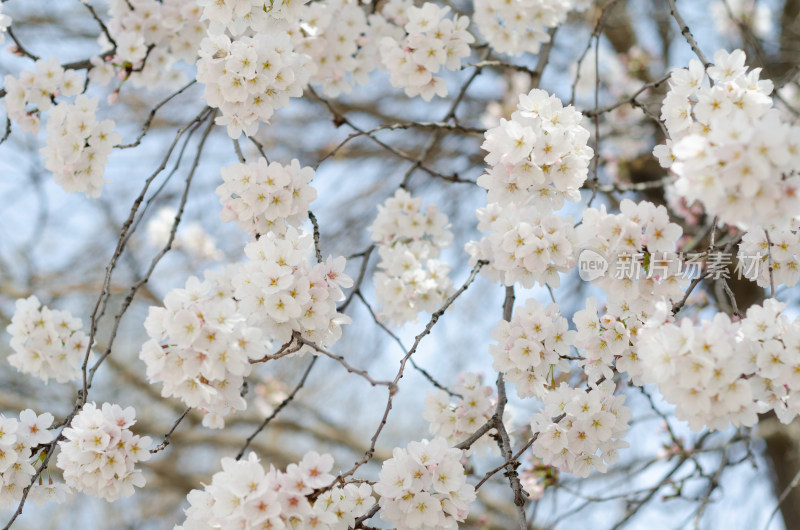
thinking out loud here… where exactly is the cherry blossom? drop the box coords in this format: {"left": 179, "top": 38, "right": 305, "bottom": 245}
{"left": 56, "top": 402, "right": 151, "bottom": 502}
{"left": 7, "top": 296, "right": 92, "bottom": 384}
{"left": 373, "top": 437, "right": 475, "bottom": 529}
{"left": 658, "top": 49, "right": 800, "bottom": 230}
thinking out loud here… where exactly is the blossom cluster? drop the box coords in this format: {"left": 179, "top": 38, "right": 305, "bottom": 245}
{"left": 197, "top": 0, "right": 309, "bottom": 35}
{"left": 140, "top": 273, "right": 265, "bottom": 428}
{"left": 177, "top": 451, "right": 374, "bottom": 529}
{"left": 40, "top": 95, "right": 121, "bottom": 198}
{"left": 423, "top": 372, "right": 496, "bottom": 455}
{"left": 737, "top": 222, "right": 800, "bottom": 288}
{"left": 6, "top": 296, "right": 91, "bottom": 384}
{"left": 473, "top": 0, "right": 590, "bottom": 56}
{"left": 466, "top": 202, "right": 577, "bottom": 288}
{"left": 379, "top": 3, "right": 474, "bottom": 101}
{"left": 468, "top": 89, "right": 589, "bottom": 288}
{"left": 369, "top": 189, "right": 453, "bottom": 325}
{"left": 217, "top": 158, "right": 317, "bottom": 236}
{"left": 478, "top": 89, "right": 592, "bottom": 211}
{"left": 0, "top": 410, "right": 66, "bottom": 507}
{"left": 196, "top": 23, "right": 310, "bottom": 138}
{"left": 297, "top": 0, "right": 394, "bottom": 97}
{"left": 233, "top": 227, "right": 353, "bottom": 350}
{"left": 489, "top": 298, "right": 574, "bottom": 398}
{"left": 532, "top": 381, "right": 631, "bottom": 478}
{"left": 657, "top": 49, "right": 800, "bottom": 230}
{"left": 572, "top": 297, "right": 641, "bottom": 384}
{"left": 56, "top": 402, "right": 151, "bottom": 502}
{"left": 142, "top": 227, "right": 352, "bottom": 423}
{"left": 374, "top": 437, "right": 475, "bottom": 529}
{"left": 576, "top": 200, "right": 685, "bottom": 312}
{"left": 567, "top": 201, "right": 685, "bottom": 382}
{"left": 94, "top": 0, "right": 207, "bottom": 91}
{"left": 637, "top": 299, "right": 800, "bottom": 430}
{"left": 3, "top": 58, "right": 83, "bottom": 133}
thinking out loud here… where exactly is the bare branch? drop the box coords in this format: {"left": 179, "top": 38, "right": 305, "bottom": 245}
{"left": 236, "top": 356, "right": 318, "bottom": 460}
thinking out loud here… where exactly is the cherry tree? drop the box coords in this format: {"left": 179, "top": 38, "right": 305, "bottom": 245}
{"left": 0, "top": 0, "right": 799, "bottom": 528}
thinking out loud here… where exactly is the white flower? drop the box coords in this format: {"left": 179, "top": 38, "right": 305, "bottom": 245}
{"left": 18, "top": 409, "right": 54, "bottom": 446}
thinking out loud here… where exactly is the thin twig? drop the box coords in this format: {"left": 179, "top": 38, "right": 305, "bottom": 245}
{"left": 236, "top": 356, "right": 318, "bottom": 460}
{"left": 764, "top": 229, "right": 775, "bottom": 297}
{"left": 150, "top": 407, "right": 192, "bottom": 454}
{"left": 764, "top": 466, "right": 800, "bottom": 530}
{"left": 666, "top": 0, "right": 710, "bottom": 66}
{"left": 117, "top": 80, "right": 198, "bottom": 149}
{"left": 308, "top": 211, "right": 323, "bottom": 263}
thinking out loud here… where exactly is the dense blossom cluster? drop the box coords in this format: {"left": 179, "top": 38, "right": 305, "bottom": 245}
{"left": 197, "top": 32, "right": 310, "bottom": 138}
{"left": 40, "top": 95, "right": 121, "bottom": 198}
{"left": 0, "top": 410, "right": 65, "bottom": 507}
{"left": 56, "top": 402, "right": 150, "bottom": 502}
{"left": 368, "top": 189, "right": 453, "bottom": 325}
{"left": 467, "top": 202, "right": 577, "bottom": 288}
{"left": 233, "top": 227, "right": 353, "bottom": 350}
{"left": 197, "top": 0, "right": 309, "bottom": 34}
{"left": 473, "top": 0, "right": 589, "bottom": 56}
{"left": 478, "top": 89, "right": 592, "bottom": 210}
{"left": 374, "top": 437, "right": 475, "bottom": 529}
{"left": 468, "top": 89, "right": 589, "bottom": 288}
{"left": 571, "top": 297, "right": 638, "bottom": 384}
{"left": 570, "top": 201, "right": 685, "bottom": 381}
{"left": 140, "top": 274, "right": 265, "bottom": 428}
{"left": 313, "top": 481, "right": 376, "bottom": 529}
{"left": 95, "top": 0, "right": 207, "bottom": 90}
{"left": 6, "top": 296, "right": 91, "bottom": 384}
{"left": 423, "top": 373, "right": 496, "bottom": 455}
{"left": 379, "top": 3, "right": 473, "bottom": 101}
{"left": 637, "top": 299, "right": 800, "bottom": 430}
{"left": 296, "top": 0, "right": 392, "bottom": 97}
{"left": 737, "top": 223, "right": 800, "bottom": 288}
{"left": 577, "top": 200, "right": 685, "bottom": 304}
{"left": 217, "top": 158, "right": 316, "bottom": 236}
{"left": 3, "top": 58, "right": 83, "bottom": 133}
{"left": 657, "top": 49, "right": 800, "bottom": 230}
{"left": 177, "top": 451, "right": 374, "bottom": 529}
{"left": 137, "top": 231, "right": 352, "bottom": 420}
{"left": 489, "top": 299, "right": 574, "bottom": 398}
{"left": 532, "top": 380, "right": 631, "bottom": 478}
